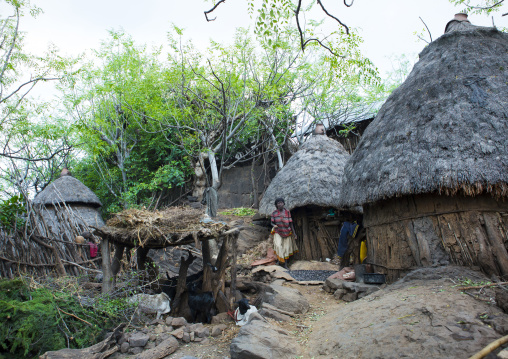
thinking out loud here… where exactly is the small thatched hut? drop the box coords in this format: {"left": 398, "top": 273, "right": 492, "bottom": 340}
{"left": 259, "top": 135, "right": 351, "bottom": 260}
{"left": 339, "top": 16, "right": 508, "bottom": 281}
{"left": 33, "top": 170, "right": 105, "bottom": 238}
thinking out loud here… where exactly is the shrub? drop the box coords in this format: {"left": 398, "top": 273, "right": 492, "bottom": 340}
{"left": 0, "top": 278, "right": 125, "bottom": 358}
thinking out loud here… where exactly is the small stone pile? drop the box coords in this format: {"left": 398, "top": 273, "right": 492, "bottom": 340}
{"left": 323, "top": 277, "right": 384, "bottom": 302}
{"left": 117, "top": 316, "right": 228, "bottom": 355}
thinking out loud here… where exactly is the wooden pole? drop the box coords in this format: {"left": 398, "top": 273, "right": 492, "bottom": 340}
{"left": 230, "top": 232, "right": 238, "bottom": 311}
{"left": 101, "top": 238, "right": 114, "bottom": 293}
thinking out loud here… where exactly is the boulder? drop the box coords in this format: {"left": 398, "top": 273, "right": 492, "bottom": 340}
{"left": 325, "top": 277, "right": 345, "bottom": 291}
{"left": 258, "top": 308, "right": 292, "bottom": 322}
{"left": 211, "top": 324, "right": 227, "bottom": 337}
{"left": 262, "top": 283, "right": 309, "bottom": 314}
{"left": 171, "top": 317, "right": 187, "bottom": 327}
{"left": 230, "top": 313, "right": 300, "bottom": 359}
{"left": 129, "top": 333, "right": 149, "bottom": 347}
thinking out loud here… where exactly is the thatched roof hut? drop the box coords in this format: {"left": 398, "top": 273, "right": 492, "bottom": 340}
{"left": 259, "top": 135, "right": 351, "bottom": 260}
{"left": 33, "top": 171, "right": 105, "bottom": 237}
{"left": 33, "top": 174, "right": 102, "bottom": 208}
{"left": 339, "top": 16, "right": 508, "bottom": 281}
{"left": 259, "top": 135, "right": 349, "bottom": 215}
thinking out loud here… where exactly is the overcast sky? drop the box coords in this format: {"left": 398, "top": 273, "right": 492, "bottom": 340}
{"left": 19, "top": 1, "right": 506, "bottom": 75}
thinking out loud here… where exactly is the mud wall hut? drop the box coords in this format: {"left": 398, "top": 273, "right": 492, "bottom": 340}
{"left": 338, "top": 16, "right": 508, "bottom": 282}
{"left": 259, "top": 135, "right": 351, "bottom": 260}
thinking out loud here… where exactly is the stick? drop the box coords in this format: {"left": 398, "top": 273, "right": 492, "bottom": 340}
{"left": 61, "top": 259, "right": 102, "bottom": 273}
{"left": 468, "top": 335, "right": 508, "bottom": 359}
{"left": 57, "top": 308, "right": 93, "bottom": 326}
{"left": 457, "top": 281, "right": 508, "bottom": 290}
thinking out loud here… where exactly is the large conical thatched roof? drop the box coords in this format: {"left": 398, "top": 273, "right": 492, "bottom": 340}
{"left": 258, "top": 135, "right": 349, "bottom": 215}
{"left": 339, "top": 23, "right": 508, "bottom": 207}
{"left": 33, "top": 175, "right": 102, "bottom": 207}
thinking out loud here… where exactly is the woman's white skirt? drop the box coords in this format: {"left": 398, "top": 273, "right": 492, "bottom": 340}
{"left": 273, "top": 233, "right": 298, "bottom": 263}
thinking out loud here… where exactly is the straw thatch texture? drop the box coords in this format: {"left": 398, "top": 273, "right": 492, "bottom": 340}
{"left": 95, "top": 207, "right": 230, "bottom": 248}
{"left": 339, "top": 25, "right": 508, "bottom": 207}
{"left": 258, "top": 135, "right": 349, "bottom": 215}
{"left": 33, "top": 175, "right": 102, "bottom": 207}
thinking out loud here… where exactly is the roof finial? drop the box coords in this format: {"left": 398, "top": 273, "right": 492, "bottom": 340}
{"left": 60, "top": 168, "right": 72, "bottom": 177}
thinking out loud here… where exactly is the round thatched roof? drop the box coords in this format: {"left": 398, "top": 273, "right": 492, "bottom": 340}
{"left": 339, "top": 24, "right": 508, "bottom": 207}
{"left": 33, "top": 175, "right": 102, "bottom": 207}
{"left": 258, "top": 135, "right": 349, "bottom": 215}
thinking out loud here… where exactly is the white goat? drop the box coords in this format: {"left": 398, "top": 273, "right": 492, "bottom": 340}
{"left": 128, "top": 292, "right": 171, "bottom": 320}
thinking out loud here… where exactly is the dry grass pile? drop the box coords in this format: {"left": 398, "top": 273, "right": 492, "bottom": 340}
{"left": 237, "top": 238, "right": 273, "bottom": 266}
{"left": 107, "top": 207, "right": 203, "bottom": 230}
{"left": 101, "top": 207, "right": 230, "bottom": 247}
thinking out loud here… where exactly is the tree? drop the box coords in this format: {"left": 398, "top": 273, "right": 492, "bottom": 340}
{"left": 0, "top": 0, "right": 74, "bottom": 199}
{"left": 65, "top": 31, "right": 191, "bottom": 213}
{"left": 155, "top": 25, "right": 378, "bottom": 212}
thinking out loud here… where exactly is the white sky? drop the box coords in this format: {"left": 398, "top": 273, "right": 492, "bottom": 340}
{"left": 19, "top": 0, "right": 507, "bottom": 76}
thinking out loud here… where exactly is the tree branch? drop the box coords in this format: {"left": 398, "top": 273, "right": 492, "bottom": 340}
{"left": 204, "top": 0, "right": 227, "bottom": 22}
{"left": 419, "top": 16, "right": 433, "bottom": 43}
{"left": 316, "top": 0, "right": 350, "bottom": 34}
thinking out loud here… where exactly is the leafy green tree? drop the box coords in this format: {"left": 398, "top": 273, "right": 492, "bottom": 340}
{"left": 0, "top": 1, "right": 75, "bottom": 201}
{"left": 65, "top": 31, "right": 191, "bottom": 213}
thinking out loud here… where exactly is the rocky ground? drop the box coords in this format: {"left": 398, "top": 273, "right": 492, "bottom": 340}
{"left": 87, "top": 214, "right": 508, "bottom": 359}
{"left": 107, "top": 264, "right": 507, "bottom": 359}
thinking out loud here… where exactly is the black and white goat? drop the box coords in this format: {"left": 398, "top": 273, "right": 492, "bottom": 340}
{"left": 234, "top": 298, "right": 258, "bottom": 326}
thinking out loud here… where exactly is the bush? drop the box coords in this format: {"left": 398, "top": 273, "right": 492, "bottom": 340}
{"left": 0, "top": 278, "right": 125, "bottom": 358}
{"left": 219, "top": 207, "right": 257, "bottom": 217}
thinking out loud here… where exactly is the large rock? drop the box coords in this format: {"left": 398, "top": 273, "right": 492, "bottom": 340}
{"left": 262, "top": 283, "right": 309, "bottom": 314}
{"left": 230, "top": 313, "right": 300, "bottom": 359}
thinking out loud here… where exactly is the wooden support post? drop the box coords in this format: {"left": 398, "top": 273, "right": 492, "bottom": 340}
{"left": 229, "top": 232, "right": 238, "bottom": 311}
{"left": 101, "top": 238, "right": 115, "bottom": 293}
{"left": 171, "top": 253, "right": 195, "bottom": 318}
{"left": 212, "top": 235, "right": 230, "bottom": 301}
{"left": 111, "top": 244, "right": 125, "bottom": 276}
{"left": 201, "top": 240, "right": 213, "bottom": 292}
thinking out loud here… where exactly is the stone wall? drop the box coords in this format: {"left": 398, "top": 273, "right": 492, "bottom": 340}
{"left": 218, "top": 164, "right": 274, "bottom": 209}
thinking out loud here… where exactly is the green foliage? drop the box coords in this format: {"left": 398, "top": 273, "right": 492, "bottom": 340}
{"left": 448, "top": 0, "right": 505, "bottom": 15}
{"left": 0, "top": 194, "right": 26, "bottom": 230}
{"left": 219, "top": 207, "right": 257, "bottom": 216}
{"left": 0, "top": 278, "right": 126, "bottom": 359}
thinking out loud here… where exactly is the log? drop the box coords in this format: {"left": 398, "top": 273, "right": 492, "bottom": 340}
{"left": 135, "top": 336, "right": 179, "bottom": 359}
{"left": 40, "top": 324, "right": 125, "bottom": 359}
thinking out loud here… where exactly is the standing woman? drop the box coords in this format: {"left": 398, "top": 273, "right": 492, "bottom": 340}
{"left": 271, "top": 198, "right": 298, "bottom": 268}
